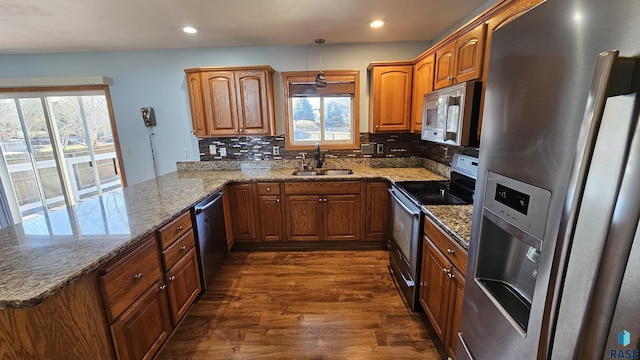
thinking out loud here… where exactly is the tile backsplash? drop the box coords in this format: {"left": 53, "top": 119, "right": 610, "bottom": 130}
{"left": 197, "top": 132, "right": 478, "bottom": 166}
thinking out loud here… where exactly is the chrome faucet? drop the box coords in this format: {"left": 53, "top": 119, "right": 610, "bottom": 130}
{"left": 314, "top": 143, "right": 325, "bottom": 169}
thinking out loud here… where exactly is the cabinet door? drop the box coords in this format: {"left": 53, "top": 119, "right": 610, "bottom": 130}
{"left": 165, "top": 248, "right": 202, "bottom": 325}
{"left": 453, "top": 23, "right": 486, "bottom": 84}
{"left": 411, "top": 54, "right": 435, "bottom": 132}
{"left": 371, "top": 65, "right": 413, "bottom": 132}
{"left": 434, "top": 42, "right": 456, "bottom": 89}
{"left": 364, "top": 181, "right": 389, "bottom": 241}
{"left": 446, "top": 266, "right": 465, "bottom": 359}
{"left": 235, "top": 70, "right": 272, "bottom": 135}
{"left": 186, "top": 73, "right": 207, "bottom": 137}
{"left": 228, "top": 183, "right": 258, "bottom": 242}
{"left": 202, "top": 71, "right": 239, "bottom": 136}
{"left": 285, "top": 195, "right": 323, "bottom": 241}
{"left": 324, "top": 194, "right": 361, "bottom": 241}
{"left": 257, "top": 195, "right": 284, "bottom": 241}
{"left": 110, "top": 281, "right": 172, "bottom": 360}
{"left": 419, "top": 237, "right": 450, "bottom": 342}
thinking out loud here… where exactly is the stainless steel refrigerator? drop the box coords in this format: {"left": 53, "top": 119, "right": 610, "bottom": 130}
{"left": 458, "top": 0, "right": 640, "bottom": 358}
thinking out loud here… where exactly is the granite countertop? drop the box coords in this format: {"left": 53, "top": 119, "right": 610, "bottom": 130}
{"left": 423, "top": 204, "right": 474, "bottom": 249}
{"left": 0, "top": 166, "right": 446, "bottom": 309}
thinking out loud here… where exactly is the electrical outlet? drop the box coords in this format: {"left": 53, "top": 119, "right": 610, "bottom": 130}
{"left": 273, "top": 145, "right": 280, "bottom": 155}
{"left": 376, "top": 143, "right": 384, "bottom": 154}
{"left": 184, "top": 148, "right": 190, "bottom": 158}
{"left": 209, "top": 145, "right": 217, "bottom": 155}
{"left": 219, "top": 147, "right": 227, "bottom": 157}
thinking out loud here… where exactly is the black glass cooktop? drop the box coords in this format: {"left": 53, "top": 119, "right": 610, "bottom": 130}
{"left": 395, "top": 180, "right": 473, "bottom": 206}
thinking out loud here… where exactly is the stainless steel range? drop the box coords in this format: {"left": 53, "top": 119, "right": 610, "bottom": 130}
{"left": 388, "top": 153, "right": 478, "bottom": 310}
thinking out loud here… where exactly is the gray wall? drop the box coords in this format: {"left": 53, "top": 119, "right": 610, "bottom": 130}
{"left": 0, "top": 42, "right": 429, "bottom": 185}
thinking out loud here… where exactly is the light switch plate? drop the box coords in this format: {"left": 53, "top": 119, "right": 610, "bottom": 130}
{"left": 209, "top": 145, "right": 217, "bottom": 155}
{"left": 219, "top": 147, "right": 227, "bottom": 157}
{"left": 376, "top": 143, "right": 384, "bottom": 154}
{"left": 361, "top": 144, "right": 375, "bottom": 155}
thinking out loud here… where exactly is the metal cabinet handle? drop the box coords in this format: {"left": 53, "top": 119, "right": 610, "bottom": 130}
{"left": 180, "top": 245, "right": 186, "bottom": 251}
{"left": 447, "top": 248, "right": 455, "bottom": 255}
{"left": 175, "top": 225, "right": 183, "bottom": 233}
{"left": 376, "top": 125, "right": 380, "bottom": 129}
{"left": 134, "top": 273, "right": 143, "bottom": 280}
{"left": 318, "top": 198, "right": 322, "bottom": 202}
{"left": 266, "top": 187, "right": 271, "bottom": 192}
{"left": 276, "top": 198, "right": 280, "bottom": 203}
{"left": 323, "top": 198, "right": 327, "bottom": 202}
{"left": 160, "top": 284, "right": 167, "bottom": 291}
{"left": 169, "top": 275, "right": 176, "bottom": 282}
{"left": 239, "top": 128, "right": 243, "bottom": 132}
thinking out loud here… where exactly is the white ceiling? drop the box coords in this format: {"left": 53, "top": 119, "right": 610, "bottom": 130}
{"left": 0, "top": 0, "right": 490, "bottom": 54}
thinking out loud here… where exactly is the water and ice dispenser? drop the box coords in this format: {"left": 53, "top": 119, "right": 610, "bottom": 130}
{"left": 475, "top": 171, "right": 551, "bottom": 333}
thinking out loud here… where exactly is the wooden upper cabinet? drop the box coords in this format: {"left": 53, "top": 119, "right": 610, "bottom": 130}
{"left": 202, "top": 71, "right": 238, "bottom": 136}
{"left": 185, "top": 66, "right": 275, "bottom": 137}
{"left": 235, "top": 71, "right": 274, "bottom": 135}
{"left": 368, "top": 62, "right": 413, "bottom": 133}
{"left": 434, "top": 23, "right": 487, "bottom": 90}
{"left": 186, "top": 73, "right": 206, "bottom": 137}
{"left": 411, "top": 53, "right": 435, "bottom": 133}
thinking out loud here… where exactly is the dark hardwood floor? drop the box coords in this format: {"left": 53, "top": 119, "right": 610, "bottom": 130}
{"left": 158, "top": 250, "right": 447, "bottom": 360}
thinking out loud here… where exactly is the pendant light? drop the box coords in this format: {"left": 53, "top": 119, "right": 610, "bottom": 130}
{"left": 315, "top": 38, "right": 327, "bottom": 89}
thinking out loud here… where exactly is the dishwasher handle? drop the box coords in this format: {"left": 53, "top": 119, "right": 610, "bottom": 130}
{"left": 195, "top": 191, "right": 224, "bottom": 214}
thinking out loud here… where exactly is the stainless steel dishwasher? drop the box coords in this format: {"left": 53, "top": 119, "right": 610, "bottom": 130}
{"left": 193, "top": 190, "right": 228, "bottom": 289}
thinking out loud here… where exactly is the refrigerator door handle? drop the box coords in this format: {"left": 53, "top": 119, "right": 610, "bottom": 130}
{"left": 540, "top": 51, "right": 639, "bottom": 358}
{"left": 574, "top": 63, "right": 640, "bottom": 358}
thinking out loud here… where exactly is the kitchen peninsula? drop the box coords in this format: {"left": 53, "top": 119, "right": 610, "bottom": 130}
{"left": 0, "top": 162, "right": 474, "bottom": 359}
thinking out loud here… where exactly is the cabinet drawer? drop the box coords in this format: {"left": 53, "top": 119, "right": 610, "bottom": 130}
{"left": 158, "top": 211, "right": 193, "bottom": 250}
{"left": 424, "top": 216, "right": 468, "bottom": 276}
{"left": 284, "top": 181, "right": 361, "bottom": 195}
{"left": 256, "top": 182, "right": 280, "bottom": 195}
{"left": 162, "top": 229, "right": 196, "bottom": 271}
{"left": 99, "top": 236, "right": 163, "bottom": 322}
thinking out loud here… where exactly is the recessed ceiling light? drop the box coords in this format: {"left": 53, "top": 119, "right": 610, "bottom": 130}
{"left": 182, "top": 26, "right": 198, "bottom": 34}
{"left": 369, "top": 20, "right": 385, "bottom": 28}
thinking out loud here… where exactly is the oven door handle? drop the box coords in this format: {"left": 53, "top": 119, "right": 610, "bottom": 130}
{"left": 389, "top": 188, "right": 421, "bottom": 217}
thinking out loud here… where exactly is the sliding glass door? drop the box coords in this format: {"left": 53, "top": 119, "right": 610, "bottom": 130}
{"left": 0, "top": 88, "right": 123, "bottom": 222}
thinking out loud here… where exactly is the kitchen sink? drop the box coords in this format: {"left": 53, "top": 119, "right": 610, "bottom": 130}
{"left": 291, "top": 169, "right": 353, "bottom": 176}
{"left": 321, "top": 169, "right": 353, "bottom": 176}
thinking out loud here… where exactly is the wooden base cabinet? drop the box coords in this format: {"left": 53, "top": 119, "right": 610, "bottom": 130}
{"left": 158, "top": 211, "right": 202, "bottom": 325}
{"left": 363, "top": 181, "right": 390, "bottom": 241}
{"left": 419, "top": 216, "right": 468, "bottom": 360}
{"left": 256, "top": 182, "right": 284, "bottom": 241}
{"left": 165, "top": 248, "right": 201, "bottom": 324}
{"left": 284, "top": 181, "right": 362, "bottom": 241}
{"left": 228, "top": 183, "right": 258, "bottom": 242}
{"left": 99, "top": 235, "right": 172, "bottom": 360}
{"left": 110, "top": 280, "right": 172, "bottom": 360}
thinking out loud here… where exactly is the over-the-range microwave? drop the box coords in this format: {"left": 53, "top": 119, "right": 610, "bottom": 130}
{"left": 421, "top": 80, "right": 482, "bottom": 147}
